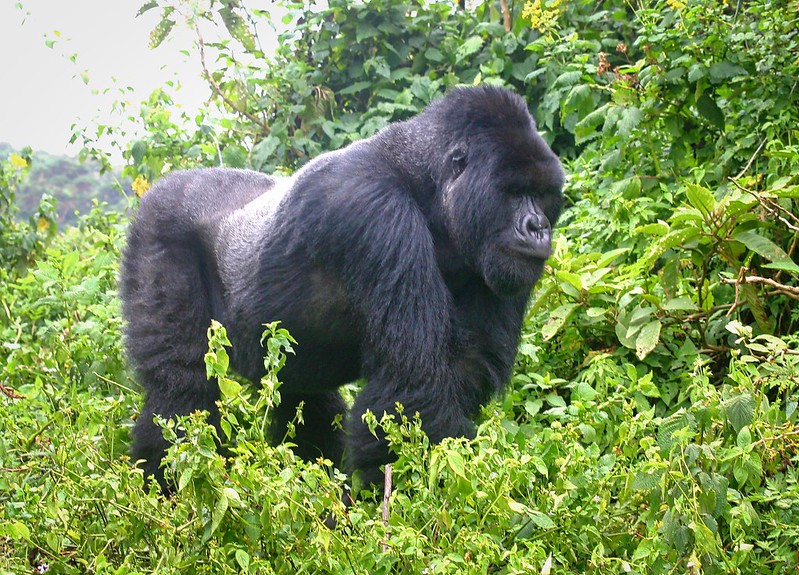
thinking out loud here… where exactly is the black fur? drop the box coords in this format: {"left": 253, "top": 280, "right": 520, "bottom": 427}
{"left": 120, "top": 86, "right": 564, "bottom": 488}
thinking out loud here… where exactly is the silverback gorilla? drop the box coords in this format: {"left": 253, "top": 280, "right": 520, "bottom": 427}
{"left": 121, "top": 86, "right": 564, "bottom": 489}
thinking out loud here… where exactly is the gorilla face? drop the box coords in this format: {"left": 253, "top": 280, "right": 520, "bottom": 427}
{"left": 440, "top": 119, "right": 564, "bottom": 298}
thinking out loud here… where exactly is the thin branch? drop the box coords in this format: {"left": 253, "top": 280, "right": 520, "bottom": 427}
{"left": 380, "top": 464, "right": 393, "bottom": 552}
{"left": 0, "top": 381, "right": 23, "bottom": 399}
{"left": 194, "top": 24, "right": 270, "bottom": 133}
{"left": 500, "top": 0, "right": 512, "bottom": 32}
{"left": 720, "top": 274, "right": 799, "bottom": 300}
{"left": 734, "top": 136, "right": 768, "bottom": 179}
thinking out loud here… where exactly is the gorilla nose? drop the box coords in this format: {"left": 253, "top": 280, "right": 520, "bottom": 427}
{"left": 521, "top": 212, "right": 550, "bottom": 236}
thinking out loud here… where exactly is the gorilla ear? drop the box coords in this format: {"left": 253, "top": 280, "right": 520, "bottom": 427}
{"left": 450, "top": 148, "right": 468, "bottom": 179}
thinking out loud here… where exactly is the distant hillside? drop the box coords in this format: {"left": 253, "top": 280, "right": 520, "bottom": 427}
{"left": 1, "top": 143, "right": 128, "bottom": 227}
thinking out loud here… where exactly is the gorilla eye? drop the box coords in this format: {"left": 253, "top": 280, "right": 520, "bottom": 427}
{"left": 451, "top": 151, "right": 467, "bottom": 178}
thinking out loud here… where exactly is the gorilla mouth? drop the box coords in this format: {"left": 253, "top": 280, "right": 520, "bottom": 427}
{"left": 506, "top": 242, "right": 551, "bottom": 261}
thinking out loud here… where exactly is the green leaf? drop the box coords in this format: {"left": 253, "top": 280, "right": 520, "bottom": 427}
{"left": 542, "top": 303, "right": 579, "bottom": 341}
{"left": 631, "top": 469, "right": 662, "bottom": 490}
{"left": 220, "top": 7, "right": 256, "bottom": 51}
{"left": 446, "top": 451, "right": 466, "bottom": 479}
{"left": 338, "top": 81, "right": 372, "bottom": 95}
{"left": 456, "top": 36, "right": 484, "bottom": 62}
{"left": 635, "top": 319, "right": 661, "bottom": 360}
{"left": 425, "top": 47, "right": 443, "bottom": 62}
{"left": 235, "top": 549, "right": 250, "bottom": 571}
{"left": 735, "top": 230, "right": 798, "bottom": 269}
{"left": 723, "top": 393, "right": 754, "bottom": 434}
{"left": 685, "top": 183, "right": 716, "bottom": 217}
{"left": 643, "top": 226, "right": 700, "bottom": 268}
{"left": 740, "top": 283, "right": 771, "bottom": 333}
{"left": 736, "top": 425, "right": 752, "bottom": 448}
{"left": 219, "top": 377, "right": 242, "bottom": 399}
{"left": 131, "top": 140, "right": 148, "bottom": 164}
{"left": 596, "top": 247, "right": 629, "bottom": 267}
{"left": 527, "top": 510, "right": 556, "bottom": 529}
{"left": 137, "top": 1, "right": 158, "bottom": 18}
{"left": 223, "top": 145, "right": 247, "bottom": 168}
{"left": 635, "top": 222, "right": 669, "bottom": 236}
{"left": 149, "top": 17, "right": 175, "bottom": 49}
{"left": 617, "top": 106, "right": 642, "bottom": 139}
{"left": 663, "top": 297, "right": 695, "bottom": 311}
{"left": 696, "top": 93, "right": 725, "bottom": 130}
{"left": 709, "top": 62, "right": 747, "bottom": 81}
{"left": 573, "top": 104, "right": 609, "bottom": 143}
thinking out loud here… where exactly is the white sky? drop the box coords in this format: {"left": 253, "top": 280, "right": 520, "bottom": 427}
{"left": 0, "top": 0, "right": 208, "bottom": 159}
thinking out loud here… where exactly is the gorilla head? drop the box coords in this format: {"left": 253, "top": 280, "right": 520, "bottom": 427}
{"left": 410, "top": 87, "right": 563, "bottom": 297}
{"left": 121, "top": 85, "right": 564, "bottom": 490}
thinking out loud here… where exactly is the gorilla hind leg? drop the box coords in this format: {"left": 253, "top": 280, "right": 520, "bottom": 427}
{"left": 131, "top": 369, "right": 221, "bottom": 490}
{"left": 271, "top": 391, "right": 347, "bottom": 468}
{"left": 122, "top": 236, "right": 223, "bottom": 490}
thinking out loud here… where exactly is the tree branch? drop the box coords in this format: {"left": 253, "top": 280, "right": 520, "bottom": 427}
{"left": 195, "top": 24, "right": 270, "bottom": 133}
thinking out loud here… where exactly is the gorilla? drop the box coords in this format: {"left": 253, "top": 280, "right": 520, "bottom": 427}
{"left": 120, "top": 85, "right": 564, "bottom": 489}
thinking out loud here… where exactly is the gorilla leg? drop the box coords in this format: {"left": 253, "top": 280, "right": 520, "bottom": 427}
{"left": 131, "top": 367, "right": 220, "bottom": 489}
{"left": 345, "top": 377, "right": 475, "bottom": 486}
{"left": 122, "top": 235, "right": 223, "bottom": 489}
{"left": 271, "top": 391, "right": 347, "bottom": 467}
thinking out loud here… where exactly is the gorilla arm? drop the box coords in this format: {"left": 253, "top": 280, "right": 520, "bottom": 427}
{"left": 311, "top": 179, "right": 475, "bottom": 484}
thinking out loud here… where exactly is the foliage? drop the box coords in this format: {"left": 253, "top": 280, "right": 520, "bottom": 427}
{"left": 0, "top": 146, "right": 57, "bottom": 272}
{"left": 1, "top": 0, "right": 798, "bottom": 573}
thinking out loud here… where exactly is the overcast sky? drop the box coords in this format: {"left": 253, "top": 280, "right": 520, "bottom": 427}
{"left": 0, "top": 0, "right": 208, "bottom": 158}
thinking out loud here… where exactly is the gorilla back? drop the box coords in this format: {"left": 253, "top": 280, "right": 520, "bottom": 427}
{"left": 121, "top": 85, "right": 564, "bottom": 489}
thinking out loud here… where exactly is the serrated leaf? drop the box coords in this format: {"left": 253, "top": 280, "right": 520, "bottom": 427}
{"left": 137, "top": 1, "right": 158, "bottom": 17}
{"left": 611, "top": 176, "right": 642, "bottom": 198}
{"left": 617, "top": 106, "right": 642, "bottom": 139}
{"left": 723, "top": 393, "right": 754, "bottom": 434}
{"left": 657, "top": 412, "right": 695, "bottom": 451}
{"left": 223, "top": 145, "right": 247, "bottom": 168}
{"left": 574, "top": 104, "right": 609, "bottom": 143}
{"left": 149, "top": 18, "right": 175, "bottom": 49}
{"left": 631, "top": 469, "right": 662, "bottom": 490}
{"left": 709, "top": 62, "right": 747, "bottom": 80}
{"left": 220, "top": 7, "right": 256, "bottom": 51}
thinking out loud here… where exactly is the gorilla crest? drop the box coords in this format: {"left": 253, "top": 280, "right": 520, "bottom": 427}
{"left": 121, "top": 85, "right": 565, "bottom": 489}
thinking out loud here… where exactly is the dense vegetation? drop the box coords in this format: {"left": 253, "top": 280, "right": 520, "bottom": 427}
{"left": 1, "top": 0, "right": 797, "bottom": 573}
